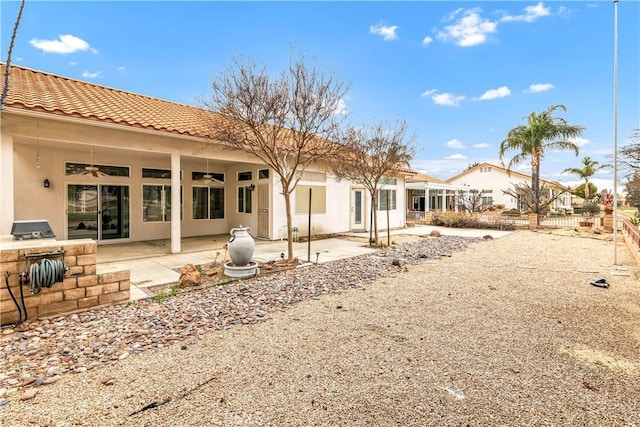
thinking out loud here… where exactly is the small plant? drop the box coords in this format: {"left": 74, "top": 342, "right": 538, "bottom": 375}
{"left": 153, "top": 284, "right": 179, "bottom": 303}
{"left": 631, "top": 210, "right": 640, "bottom": 226}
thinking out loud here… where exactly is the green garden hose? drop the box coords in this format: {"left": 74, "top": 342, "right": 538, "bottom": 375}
{"left": 29, "top": 258, "right": 65, "bottom": 294}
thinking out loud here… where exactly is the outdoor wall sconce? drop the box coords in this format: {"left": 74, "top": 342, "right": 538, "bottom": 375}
{"left": 249, "top": 184, "right": 256, "bottom": 191}
{"left": 43, "top": 179, "right": 50, "bottom": 188}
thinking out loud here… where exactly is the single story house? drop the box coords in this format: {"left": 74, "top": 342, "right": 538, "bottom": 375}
{"left": 445, "top": 162, "right": 573, "bottom": 213}
{"left": 0, "top": 64, "right": 412, "bottom": 253}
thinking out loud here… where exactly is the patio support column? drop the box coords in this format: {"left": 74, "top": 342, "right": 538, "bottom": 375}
{"left": 441, "top": 190, "right": 446, "bottom": 212}
{"left": 454, "top": 189, "right": 459, "bottom": 212}
{"left": 170, "top": 152, "right": 181, "bottom": 254}
{"left": 425, "top": 184, "right": 430, "bottom": 213}
{"left": 0, "top": 129, "right": 14, "bottom": 235}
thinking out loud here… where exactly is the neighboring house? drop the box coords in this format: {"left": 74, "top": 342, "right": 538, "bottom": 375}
{"left": 445, "top": 162, "right": 573, "bottom": 213}
{"left": 0, "top": 64, "right": 411, "bottom": 253}
{"left": 405, "top": 172, "right": 470, "bottom": 220}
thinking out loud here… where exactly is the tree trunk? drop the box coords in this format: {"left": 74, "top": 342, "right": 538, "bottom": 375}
{"left": 532, "top": 157, "right": 541, "bottom": 225}
{"left": 584, "top": 179, "right": 590, "bottom": 201}
{"left": 372, "top": 191, "right": 379, "bottom": 244}
{"left": 283, "top": 189, "right": 294, "bottom": 261}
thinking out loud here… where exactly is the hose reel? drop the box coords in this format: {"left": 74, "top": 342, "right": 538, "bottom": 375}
{"left": 29, "top": 258, "right": 66, "bottom": 294}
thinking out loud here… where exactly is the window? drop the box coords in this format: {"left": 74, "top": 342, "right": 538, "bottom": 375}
{"left": 295, "top": 185, "right": 326, "bottom": 214}
{"left": 377, "top": 189, "right": 397, "bottom": 210}
{"left": 143, "top": 185, "right": 181, "bottom": 222}
{"left": 380, "top": 177, "right": 397, "bottom": 186}
{"left": 300, "top": 171, "right": 326, "bottom": 182}
{"left": 192, "top": 171, "right": 224, "bottom": 183}
{"left": 480, "top": 167, "right": 492, "bottom": 173}
{"left": 66, "top": 162, "right": 130, "bottom": 177}
{"left": 238, "top": 186, "right": 252, "bottom": 213}
{"left": 238, "top": 171, "right": 252, "bottom": 181}
{"left": 142, "top": 168, "right": 171, "bottom": 179}
{"left": 193, "top": 186, "right": 225, "bottom": 220}
{"left": 258, "top": 169, "right": 270, "bottom": 179}
{"left": 482, "top": 196, "right": 494, "bottom": 205}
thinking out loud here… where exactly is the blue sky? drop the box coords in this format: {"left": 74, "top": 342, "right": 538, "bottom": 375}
{"left": 2, "top": 1, "right": 638, "bottom": 193}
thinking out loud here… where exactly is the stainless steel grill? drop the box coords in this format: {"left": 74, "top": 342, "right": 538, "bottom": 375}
{"left": 10, "top": 220, "right": 56, "bottom": 240}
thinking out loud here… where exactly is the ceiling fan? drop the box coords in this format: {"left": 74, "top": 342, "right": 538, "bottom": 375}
{"left": 196, "top": 158, "right": 223, "bottom": 184}
{"left": 69, "top": 146, "right": 108, "bottom": 177}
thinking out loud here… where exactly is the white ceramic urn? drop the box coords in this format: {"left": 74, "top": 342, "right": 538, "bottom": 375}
{"left": 228, "top": 225, "right": 255, "bottom": 266}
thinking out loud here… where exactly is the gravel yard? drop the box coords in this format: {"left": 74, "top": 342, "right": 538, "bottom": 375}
{"left": 1, "top": 230, "right": 639, "bottom": 426}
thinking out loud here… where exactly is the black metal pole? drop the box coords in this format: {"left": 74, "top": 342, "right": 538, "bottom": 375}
{"left": 307, "top": 188, "right": 312, "bottom": 262}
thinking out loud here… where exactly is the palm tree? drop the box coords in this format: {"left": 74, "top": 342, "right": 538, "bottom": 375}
{"left": 562, "top": 156, "right": 612, "bottom": 202}
{"left": 499, "top": 104, "right": 585, "bottom": 222}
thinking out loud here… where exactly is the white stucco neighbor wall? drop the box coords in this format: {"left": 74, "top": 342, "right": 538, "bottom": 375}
{"left": 448, "top": 167, "right": 526, "bottom": 210}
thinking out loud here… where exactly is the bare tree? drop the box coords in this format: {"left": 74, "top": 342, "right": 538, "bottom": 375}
{"left": 502, "top": 182, "right": 570, "bottom": 215}
{"left": 619, "top": 127, "right": 640, "bottom": 173}
{"left": 329, "top": 120, "right": 415, "bottom": 245}
{"left": 457, "top": 189, "right": 491, "bottom": 213}
{"left": 201, "top": 53, "right": 349, "bottom": 260}
{"left": 1, "top": 0, "right": 26, "bottom": 110}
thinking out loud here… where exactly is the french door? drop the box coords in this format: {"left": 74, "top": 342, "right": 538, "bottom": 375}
{"left": 67, "top": 184, "right": 130, "bottom": 241}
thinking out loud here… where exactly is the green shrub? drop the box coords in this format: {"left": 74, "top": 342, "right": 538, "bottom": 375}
{"left": 581, "top": 202, "right": 601, "bottom": 215}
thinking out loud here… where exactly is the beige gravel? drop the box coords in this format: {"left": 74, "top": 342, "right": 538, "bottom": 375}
{"left": 2, "top": 230, "right": 639, "bottom": 426}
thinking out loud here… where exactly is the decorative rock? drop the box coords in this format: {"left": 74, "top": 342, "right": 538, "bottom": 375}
{"left": 46, "top": 367, "right": 61, "bottom": 376}
{"left": 20, "top": 389, "right": 38, "bottom": 400}
{"left": 42, "top": 375, "right": 60, "bottom": 385}
{"left": 2, "top": 329, "right": 15, "bottom": 335}
{"left": 178, "top": 264, "right": 201, "bottom": 288}
{"left": 0, "top": 388, "right": 6, "bottom": 397}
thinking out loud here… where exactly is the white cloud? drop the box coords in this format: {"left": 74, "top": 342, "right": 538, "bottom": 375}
{"left": 500, "top": 2, "right": 551, "bottom": 23}
{"left": 82, "top": 71, "right": 101, "bottom": 79}
{"left": 444, "top": 154, "right": 468, "bottom": 160}
{"left": 422, "top": 36, "right": 434, "bottom": 45}
{"left": 475, "top": 86, "right": 511, "bottom": 101}
{"left": 569, "top": 136, "right": 590, "bottom": 147}
{"left": 526, "top": 83, "right": 554, "bottom": 93}
{"left": 446, "top": 139, "right": 465, "bottom": 149}
{"left": 420, "top": 89, "right": 437, "bottom": 98}
{"left": 432, "top": 92, "right": 465, "bottom": 107}
{"left": 586, "top": 3, "right": 599, "bottom": 8}
{"left": 370, "top": 23, "right": 399, "bottom": 41}
{"left": 68, "top": 62, "right": 78, "bottom": 66}
{"left": 117, "top": 66, "right": 126, "bottom": 73}
{"left": 29, "top": 34, "right": 94, "bottom": 54}
{"left": 436, "top": 8, "right": 497, "bottom": 47}
{"left": 333, "top": 98, "right": 348, "bottom": 116}
{"left": 473, "top": 143, "right": 491, "bottom": 148}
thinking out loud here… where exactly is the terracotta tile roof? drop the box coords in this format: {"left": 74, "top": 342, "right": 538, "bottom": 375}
{"left": 1, "top": 63, "right": 418, "bottom": 175}
{"left": 0, "top": 63, "right": 218, "bottom": 137}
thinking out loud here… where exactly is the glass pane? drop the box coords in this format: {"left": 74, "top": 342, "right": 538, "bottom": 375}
{"left": 238, "top": 187, "right": 244, "bottom": 213}
{"left": 142, "top": 168, "right": 171, "bottom": 179}
{"left": 238, "top": 171, "right": 252, "bottom": 181}
{"left": 101, "top": 185, "right": 129, "bottom": 240}
{"left": 193, "top": 187, "right": 208, "bottom": 219}
{"left": 245, "top": 187, "right": 252, "bottom": 213}
{"left": 210, "top": 187, "right": 225, "bottom": 219}
{"left": 258, "top": 169, "right": 269, "bottom": 179}
{"left": 355, "top": 191, "right": 362, "bottom": 224}
{"left": 67, "top": 185, "right": 98, "bottom": 240}
{"left": 143, "top": 185, "right": 164, "bottom": 222}
{"left": 65, "top": 163, "right": 129, "bottom": 177}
